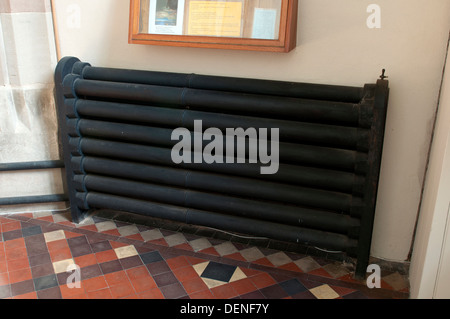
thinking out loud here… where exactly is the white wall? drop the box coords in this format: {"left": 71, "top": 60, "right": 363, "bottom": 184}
{"left": 0, "top": 0, "right": 65, "bottom": 213}
{"left": 409, "top": 39, "right": 450, "bottom": 299}
{"left": 53, "top": 0, "right": 450, "bottom": 262}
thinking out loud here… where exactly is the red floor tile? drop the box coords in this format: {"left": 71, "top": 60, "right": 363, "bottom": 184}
{"left": 5, "top": 247, "right": 28, "bottom": 261}
{"left": 126, "top": 265, "right": 151, "bottom": 280}
{"left": 74, "top": 254, "right": 97, "bottom": 268}
{"left": 5, "top": 237, "right": 25, "bottom": 250}
{"left": 137, "top": 287, "right": 165, "bottom": 299}
{"left": 0, "top": 272, "right": 9, "bottom": 286}
{"left": 211, "top": 284, "right": 239, "bottom": 299}
{"left": 172, "top": 265, "right": 199, "bottom": 282}
{"left": 278, "top": 262, "right": 303, "bottom": 273}
{"left": 86, "top": 288, "right": 112, "bottom": 299}
{"left": 249, "top": 272, "right": 276, "bottom": 289}
{"left": 109, "top": 281, "right": 135, "bottom": 299}
{"left": 224, "top": 252, "right": 247, "bottom": 262}
{"left": 104, "top": 270, "right": 129, "bottom": 286}
{"left": 166, "top": 256, "right": 190, "bottom": 270}
{"left": 13, "top": 291, "right": 37, "bottom": 299}
{"left": 7, "top": 256, "right": 29, "bottom": 271}
{"left": 0, "top": 262, "right": 6, "bottom": 274}
{"left": 125, "top": 233, "right": 144, "bottom": 241}
{"left": 49, "top": 247, "right": 72, "bottom": 263}
{"left": 82, "top": 276, "right": 108, "bottom": 293}
{"left": 109, "top": 241, "right": 129, "bottom": 249}
{"left": 181, "top": 276, "right": 209, "bottom": 295}
{"left": 60, "top": 283, "right": 85, "bottom": 299}
{"left": 173, "top": 243, "right": 194, "bottom": 251}
{"left": 130, "top": 276, "right": 157, "bottom": 293}
{"left": 188, "top": 288, "right": 215, "bottom": 299}
{"left": 64, "top": 230, "right": 84, "bottom": 239}
{"left": 95, "top": 250, "right": 117, "bottom": 264}
{"left": 9, "top": 268, "right": 32, "bottom": 284}
{"left": 308, "top": 267, "right": 333, "bottom": 278}
{"left": 2, "top": 221, "right": 21, "bottom": 232}
{"left": 47, "top": 239, "right": 69, "bottom": 252}
{"left": 230, "top": 277, "right": 258, "bottom": 295}
{"left": 186, "top": 256, "right": 207, "bottom": 266}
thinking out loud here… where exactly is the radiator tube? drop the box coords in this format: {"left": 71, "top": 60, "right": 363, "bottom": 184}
{"left": 81, "top": 66, "right": 364, "bottom": 103}
{"left": 76, "top": 119, "right": 359, "bottom": 192}
{"left": 82, "top": 174, "right": 361, "bottom": 234}
{"left": 79, "top": 154, "right": 355, "bottom": 213}
{"left": 85, "top": 191, "right": 358, "bottom": 253}
{"left": 73, "top": 80, "right": 362, "bottom": 126}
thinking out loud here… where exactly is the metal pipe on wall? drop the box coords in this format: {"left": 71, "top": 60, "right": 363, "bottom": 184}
{"left": 0, "top": 160, "right": 64, "bottom": 172}
{"left": 0, "top": 160, "right": 67, "bottom": 205}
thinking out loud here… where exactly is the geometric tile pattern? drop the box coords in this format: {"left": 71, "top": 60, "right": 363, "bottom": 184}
{"left": 0, "top": 209, "right": 410, "bottom": 299}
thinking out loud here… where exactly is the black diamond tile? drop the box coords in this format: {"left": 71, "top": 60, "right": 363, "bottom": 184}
{"left": 201, "top": 262, "right": 237, "bottom": 282}
{"left": 34, "top": 274, "right": 58, "bottom": 291}
{"left": 22, "top": 225, "right": 42, "bottom": 237}
{"left": 140, "top": 251, "right": 164, "bottom": 264}
{"left": 279, "top": 278, "right": 307, "bottom": 296}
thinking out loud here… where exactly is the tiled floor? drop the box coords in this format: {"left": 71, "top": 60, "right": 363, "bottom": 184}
{"left": 0, "top": 208, "right": 410, "bottom": 299}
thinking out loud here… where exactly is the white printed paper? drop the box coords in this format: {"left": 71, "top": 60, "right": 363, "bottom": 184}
{"left": 149, "top": 0, "right": 185, "bottom": 35}
{"left": 251, "top": 8, "right": 277, "bottom": 40}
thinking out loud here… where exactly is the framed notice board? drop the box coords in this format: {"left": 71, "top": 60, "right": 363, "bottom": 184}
{"left": 128, "top": 0, "right": 298, "bottom": 52}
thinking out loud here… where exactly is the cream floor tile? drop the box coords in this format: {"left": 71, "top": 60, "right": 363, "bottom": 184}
{"left": 114, "top": 245, "right": 138, "bottom": 259}
{"left": 53, "top": 258, "right": 76, "bottom": 274}
{"left": 266, "top": 252, "right": 292, "bottom": 267}
{"left": 189, "top": 238, "right": 212, "bottom": 252}
{"left": 44, "top": 230, "right": 66, "bottom": 242}
{"left": 118, "top": 225, "right": 139, "bottom": 237}
{"left": 229, "top": 267, "right": 247, "bottom": 282}
{"left": 164, "top": 233, "right": 187, "bottom": 247}
{"left": 214, "top": 242, "right": 238, "bottom": 256}
{"left": 239, "top": 247, "right": 265, "bottom": 262}
{"left": 294, "top": 256, "right": 321, "bottom": 273}
{"left": 95, "top": 221, "right": 117, "bottom": 232}
{"left": 140, "top": 229, "right": 164, "bottom": 242}
{"left": 309, "top": 284, "right": 340, "bottom": 299}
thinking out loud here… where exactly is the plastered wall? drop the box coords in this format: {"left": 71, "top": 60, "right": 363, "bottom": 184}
{"left": 0, "top": 0, "right": 64, "bottom": 213}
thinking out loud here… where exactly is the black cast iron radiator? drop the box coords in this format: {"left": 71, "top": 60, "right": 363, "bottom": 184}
{"left": 54, "top": 57, "right": 389, "bottom": 277}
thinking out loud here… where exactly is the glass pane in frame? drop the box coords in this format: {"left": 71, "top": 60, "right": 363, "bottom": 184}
{"left": 139, "top": 0, "right": 282, "bottom": 40}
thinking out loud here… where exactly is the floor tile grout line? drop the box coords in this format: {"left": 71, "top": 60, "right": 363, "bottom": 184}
{"left": 1, "top": 213, "right": 409, "bottom": 299}
{"left": 63, "top": 219, "right": 406, "bottom": 297}
{"left": 11, "top": 214, "right": 406, "bottom": 290}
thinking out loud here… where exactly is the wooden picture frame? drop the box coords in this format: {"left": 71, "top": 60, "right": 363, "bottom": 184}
{"left": 128, "top": 0, "right": 298, "bottom": 52}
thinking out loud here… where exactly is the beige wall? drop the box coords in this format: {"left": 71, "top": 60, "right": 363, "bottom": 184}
{"left": 52, "top": 0, "right": 450, "bottom": 263}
